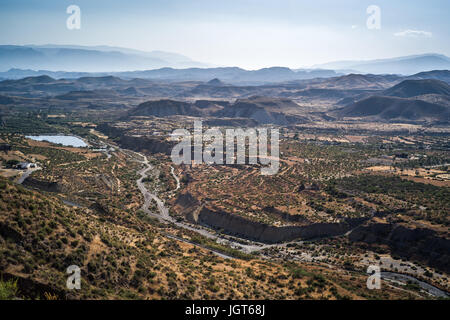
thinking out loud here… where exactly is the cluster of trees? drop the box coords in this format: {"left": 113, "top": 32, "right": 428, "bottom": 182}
{"left": 331, "top": 174, "right": 449, "bottom": 225}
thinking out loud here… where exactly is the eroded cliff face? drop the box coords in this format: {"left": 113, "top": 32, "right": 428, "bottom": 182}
{"left": 97, "top": 123, "right": 175, "bottom": 155}
{"left": 197, "top": 206, "right": 352, "bottom": 243}
{"left": 349, "top": 223, "right": 450, "bottom": 273}
{"left": 117, "top": 135, "right": 174, "bottom": 155}
{"left": 171, "top": 191, "right": 365, "bottom": 243}
{"left": 172, "top": 191, "right": 201, "bottom": 222}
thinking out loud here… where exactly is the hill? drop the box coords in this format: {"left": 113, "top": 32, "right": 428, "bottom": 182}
{"left": 206, "top": 78, "right": 226, "bottom": 86}
{"left": 2, "top": 171, "right": 406, "bottom": 300}
{"left": 127, "top": 97, "right": 306, "bottom": 125}
{"left": 217, "top": 97, "right": 305, "bottom": 125}
{"left": 314, "top": 74, "right": 401, "bottom": 90}
{"left": 55, "top": 90, "right": 119, "bottom": 100}
{"left": 333, "top": 96, "right": 450, "bottom": 123}
{"left": 313, "top": 54, "right": 450, "bottom": 75}
{"left": 383, "top": 79, "right": 450, "bottom": 98}
{"left": 128, "top": 99, "right": 201, "bottom": 117}
{"left": 408, "top": 70, "right": 450, "bottom": 83}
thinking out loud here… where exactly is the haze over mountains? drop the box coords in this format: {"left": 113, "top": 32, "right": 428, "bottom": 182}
{"left": 1, "top": 45, "right": 450, "bottom": 84}
{"left": 0, "top": 45, "right": 206, "bottom": 72}
{"left": 0, "top": 65, "right": 341, "bottom": 85}
{"left": 0, "top": 70, "right": 445, "bottom": 100}
{"left": 313, "top": 54, "right": 450, "bottom": 75}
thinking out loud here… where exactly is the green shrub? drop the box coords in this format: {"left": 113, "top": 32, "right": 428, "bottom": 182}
{"left": 0, "top": 278, "right": 19, "bottom": 300}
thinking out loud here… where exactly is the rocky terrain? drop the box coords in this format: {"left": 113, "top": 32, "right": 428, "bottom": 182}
{"left": 0, "top": 70, "right": 449, "bottom": 300}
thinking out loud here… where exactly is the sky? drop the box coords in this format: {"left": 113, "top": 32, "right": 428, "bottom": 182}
{"left": 1, "top": 0, "right": 449, "bottom": 69}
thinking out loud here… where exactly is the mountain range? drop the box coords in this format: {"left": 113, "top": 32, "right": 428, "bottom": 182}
{"left": 334, "top": 96, "right": 450, "bottom": 123}
{"left": 127, "top": 97, "right": 306, "bottom": 125}
{"left": 332, "top": 79, "right": 450, "bottom": 123}
{"left": 313, "top": 54, "right": 450, "bottom": 75}
{"left": 1, "top": 70, "right": 450, "bottom": 124}
{"left": 126, "top": 78, "right": 450, "bottom": 125}
{"left": 0, "top": 66, "right": 340, "bottom": 85}
{"left": 383, "top": 79, "right": 450, "bottom": 98}
{"left": 1, "top": 45, "right": 450, "bottom": 83}
{"left": 0, "top": 45, "right": 206, "bottom": 72}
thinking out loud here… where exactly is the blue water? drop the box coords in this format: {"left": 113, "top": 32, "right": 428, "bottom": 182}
{"left": 26, "top": 135, "right": 88, "bottom": 147}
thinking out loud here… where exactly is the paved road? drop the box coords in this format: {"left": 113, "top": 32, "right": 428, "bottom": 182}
{"left": 17, "top": 167, "right": 41, "bottom": 184}
{"left": 381, "top": 272, "right": 449, "bottom": 298}
{"left": 135, "top": 153, "right": 172, "bottom": 222}
{"left": 170, "top": 166, "right": 180, "bottom": 191}
{"left": 132, "top": 151, "right": 270, "bottom": 253}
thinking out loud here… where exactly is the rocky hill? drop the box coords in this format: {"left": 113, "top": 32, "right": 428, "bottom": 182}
{"left": 383, "top": 79, "right": 450, "bottom": 98}
{"left": 127, "top": 99, "right": 201, "bottom": 117}
{"left": 126, "top": 97, "right": 307, "bottom": 125}
{"left": 333, "top": 96, "right": 450, "bottom": 123}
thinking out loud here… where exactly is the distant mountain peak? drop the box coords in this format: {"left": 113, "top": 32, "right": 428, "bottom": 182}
{"left": 333, "top": 95, "right": 449, "bottom": 123}
{"left": 312, "top": 53, "right": 450, "bottom": 75}
{"left": 23, "top": 75, "right": 55, "bottom": 83}
{"left": 383, "top": 79, "right": 450, "bottom": 98}
{"left": 206, "top": 78, "right": 225, "bottom": 86}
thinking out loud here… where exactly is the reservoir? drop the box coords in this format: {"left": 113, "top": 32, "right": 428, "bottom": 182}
{"left": 26, "top": 135, "right": 88, "bottom": 147}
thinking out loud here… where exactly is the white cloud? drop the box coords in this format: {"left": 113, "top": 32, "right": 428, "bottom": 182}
{"left": 394, "top": 29, "right": 432, "bottom": 38}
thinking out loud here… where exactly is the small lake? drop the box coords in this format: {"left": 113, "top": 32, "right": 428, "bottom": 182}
{"left": 26, "top": 135, "right": 88, "bottom": 148}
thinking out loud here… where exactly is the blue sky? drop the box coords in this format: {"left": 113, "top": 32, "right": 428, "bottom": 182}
{"left": 1, "top": 0, "right": 449, "bottom": 69}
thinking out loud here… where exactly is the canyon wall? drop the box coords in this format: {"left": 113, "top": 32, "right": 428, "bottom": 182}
{"left": 97, "top": 123, "right": 174, "bottom": 155}
{"left": 197, "top": 206, "right": 351, "bottom": 243}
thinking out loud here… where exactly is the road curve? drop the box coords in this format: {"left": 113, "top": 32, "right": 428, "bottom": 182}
{"left": 132, "top": 151, "right": 270, "bottom": 253}
{"left": 171, "top": 166, "right": 180, "bottom": 191}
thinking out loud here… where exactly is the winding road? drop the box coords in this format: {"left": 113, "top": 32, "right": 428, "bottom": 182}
{"left": 381, "top": 272, "right": 449, "bottom": 298}
{"left": 170, "top": 166, "right": 180, "bottom": 191}
{"left": 133, "top": 151, "right": 258, "bottom": 259}
{"left": 136, "top": 153, "right": 172, "bottom": 222}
